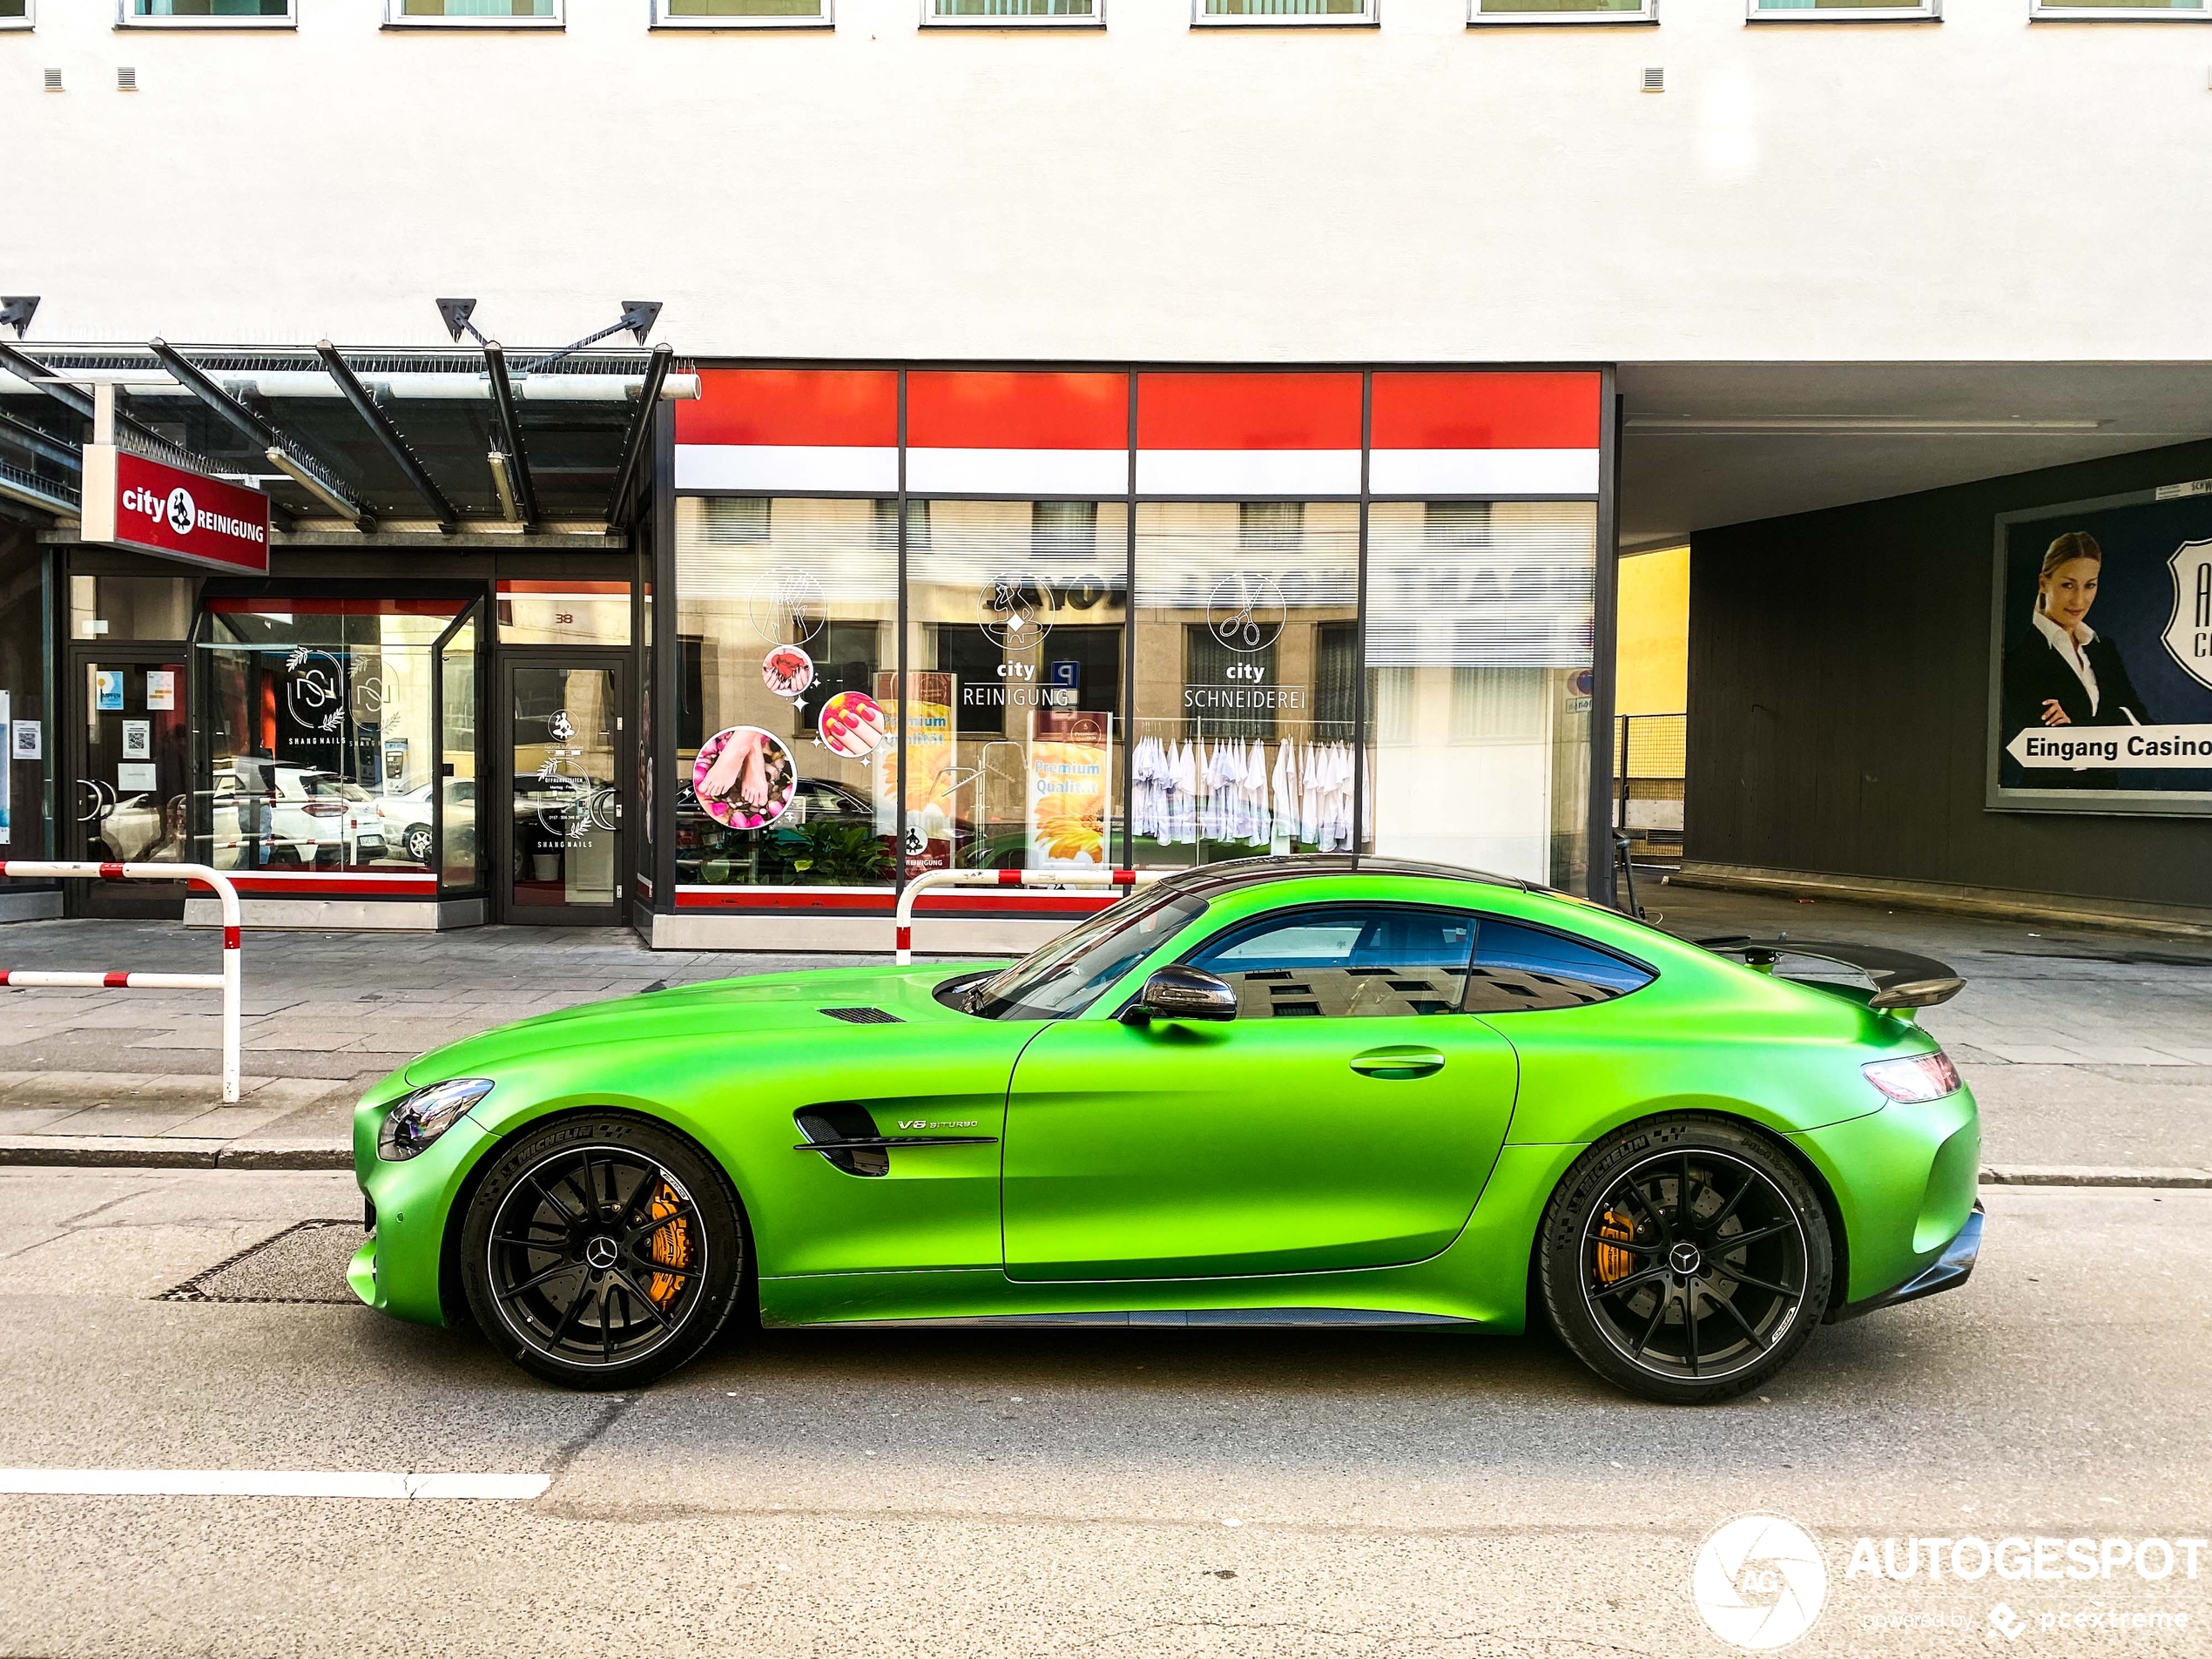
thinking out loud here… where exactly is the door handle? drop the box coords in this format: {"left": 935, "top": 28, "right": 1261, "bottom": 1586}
{"left": 1349, "top": 1048, "right": 1446, "bottom": 1080}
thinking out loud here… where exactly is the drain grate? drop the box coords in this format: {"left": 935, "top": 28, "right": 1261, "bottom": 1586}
{"left": 161, "top": 1219, "right": 364, "bottom": 1305}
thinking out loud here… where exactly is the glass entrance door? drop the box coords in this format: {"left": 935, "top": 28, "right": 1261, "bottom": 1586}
{"left": 503, "top": 657, "right": 625, "bottom": 924}
{"left": 71, "top": 654, "right": 192, "bottom": 917}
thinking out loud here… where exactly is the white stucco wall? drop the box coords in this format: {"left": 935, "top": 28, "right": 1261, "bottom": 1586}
{"left": 5, "top": 2, "right": 2209, "bottom": 361}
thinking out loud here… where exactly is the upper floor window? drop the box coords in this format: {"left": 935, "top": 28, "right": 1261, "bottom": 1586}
{"left": 122, "top": 0, "right": 293, "bottom": 23}
{"left": 1195, "top": 0, "right": 1376, "bottom": 24}
{"left": 0, "top": 0, "right": 29, "bottom": 27}
{"left": 1746, "top": 0, "right": 1937, "bottom": 17}
{"left": 1471, "top": 0, "right": 1656, "bottom": 20}
{"left": 386, "top": 0, "right": 561, "bottom": 24}
{"left": 2031, "top": 0, "right": 2206, "bottom": 16}
{"left": 658, "top": 0, "right": 829, "bottom": 22}
{"left": 924, "top": 0, "right": 1099, "bottom": 24}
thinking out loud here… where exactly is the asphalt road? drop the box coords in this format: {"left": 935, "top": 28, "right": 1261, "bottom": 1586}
{"left": 0, "top": 1170, "right": 2204, "bottom": 1657}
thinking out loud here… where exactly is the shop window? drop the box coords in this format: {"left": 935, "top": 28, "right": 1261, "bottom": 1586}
{"left": 2031, "top": 0, "right": 2207, "bottom": 15}
{"left": 385, "top": 0, "right": 560, "bottom": 24}
{"left": 1133, "top": 501, "right": 1359, "bottom": 867}
{"left": 673, "top": 496, "right": 898, "bottom": 891}
{"left": 907, "top": 500, "right": 1127, "bottom": 873}
{"left": 1746, "top": 0, "right": 1938, "bottom": 18}
{"left": 194, "top": 598, "right": 478, "bottom": 882}
{"left": 0, "top": 543, "right": 47, "bottom": 856}
{"left": 657, "top": 0, "right": 828, "bottom": 24}
{"left": 123, "top": 1, "right": 292, "bottom": 21}
{"left": 1363, "top": 500, "right": 1595, "bottom": 888}
{"left": 68, "top": 576, "right": 192, "bottom": 642}
{"left": 1470, "top": 0, "right": 1656, "bottom": 20}
{"left": 926, "top": 0, "right": 1100, "bottom": 24}
{"left": 1196, "top": 0, "right": 1374, "bottom": 22}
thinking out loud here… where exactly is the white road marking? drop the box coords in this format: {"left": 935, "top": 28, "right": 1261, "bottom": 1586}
{"left": 0, "top": 1470, "right": 550, "bottom": 1501}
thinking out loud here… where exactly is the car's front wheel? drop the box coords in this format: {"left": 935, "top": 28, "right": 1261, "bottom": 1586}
{"left": 1539, "top": 1116, "right": 1833, "bottom": 1406}
{"left": 459, "top": 1114, "right": 746, "bottom": 1390}
{"left": 403, "top": 825, "right": 435, "bottom": 866}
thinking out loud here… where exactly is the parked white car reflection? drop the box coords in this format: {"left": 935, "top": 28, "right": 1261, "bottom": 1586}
{"left": 374, "top": 780, "right": 474, "bottom": 867}
{"left": 217, "top": 760, "right": 388, "bottom": 867}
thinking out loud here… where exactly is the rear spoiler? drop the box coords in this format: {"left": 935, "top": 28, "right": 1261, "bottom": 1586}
{"left": 1696, "top": 936, "right": 1966, "bottom": 1010}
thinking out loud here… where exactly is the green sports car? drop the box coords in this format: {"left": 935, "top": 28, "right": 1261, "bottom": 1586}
{"left": 348, "top": 856, "right": 1983, "bottom": 1405}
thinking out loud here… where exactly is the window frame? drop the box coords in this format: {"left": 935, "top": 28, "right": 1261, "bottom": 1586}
{"left": 2028, "top": 1, "right": 2206, "bottom": 17}
{"left": 1191, "top": 0, "right": 1378, "bottom": 28}
{"left": 921, "top": 0, "right": 1104, "bottom": 28}
{"left": 381, "top": 1, "right": 563, "bottom": 29}
{"left": 1744, "top": 0, "right": 1938, "bottom": 20}
{"left": 1, "top": 1, "right": 32, "bottom": 32}
{"left": 117, "top": 0, "right": 294, "bottom": 26}
{"left": 652, "top": 0, "right": 833, "bottom": 27}
{"left": 1467, "top": 0, "right": 1656, "bottom": 23}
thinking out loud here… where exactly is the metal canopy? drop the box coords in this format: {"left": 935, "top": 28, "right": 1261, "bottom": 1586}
{"left": 0, "top": 341, "right": 691, "bottom": 538}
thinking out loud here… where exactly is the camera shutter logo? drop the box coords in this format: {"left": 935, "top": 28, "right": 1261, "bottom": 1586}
{"left": 1690, "top": 1514, "right": 1828, "bottom": 1650}
{"left": 2164, "top": 539, "right": 2212, "bottom": 690}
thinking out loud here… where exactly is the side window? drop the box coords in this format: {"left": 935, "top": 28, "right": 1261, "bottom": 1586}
{"left": 1184, "top": 906, "right": 1476, "bottom": 1019}
{"left": 1465, "top": 917, "right": 1653, "bottom": 1013}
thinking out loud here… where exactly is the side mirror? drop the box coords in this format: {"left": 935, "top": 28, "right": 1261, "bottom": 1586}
{"left": 1120, "top": 964, "right": 1238, "bottom": 1026}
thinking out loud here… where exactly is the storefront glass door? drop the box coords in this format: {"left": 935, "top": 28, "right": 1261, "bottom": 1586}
{"left": 503, "top": 657, "right": 625, "bottom": 924}
{"left": 70, "top": 652, "right": 191, "bottom": 916}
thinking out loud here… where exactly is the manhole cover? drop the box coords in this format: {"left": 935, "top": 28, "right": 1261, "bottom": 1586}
{"left": 161, "top": 1219, "right": 363, "bottom": 1305}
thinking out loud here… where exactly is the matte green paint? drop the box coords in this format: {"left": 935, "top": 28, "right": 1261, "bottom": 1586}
{"left": 349, "top": 873, "right": 1979, "bottom": 1335}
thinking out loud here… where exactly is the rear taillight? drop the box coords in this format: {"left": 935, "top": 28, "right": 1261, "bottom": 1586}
{"left": 303, "top": 800, "right": 346, "bottom": 818}
{"left": 1864, "top": 1052, "right": 1962, "bottom": 1104}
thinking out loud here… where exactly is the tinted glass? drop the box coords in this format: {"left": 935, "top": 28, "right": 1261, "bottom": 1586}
{"left": 965, "top": 889, "right": 1208, "bottom": 1021}
{"left": 1465, "top": 917, "right": 1652, "bottom": 1013}
{"left": 1185, "top": 905, "right": 1476, "bottom": 1019}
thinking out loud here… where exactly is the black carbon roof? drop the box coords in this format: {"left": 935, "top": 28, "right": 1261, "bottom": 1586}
{"left": 1143, "top": 855, "right": 1530, "bottom": 901}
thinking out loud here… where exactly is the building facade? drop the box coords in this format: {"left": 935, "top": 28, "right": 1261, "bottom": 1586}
{"left": 5, "top": 0, "right": 2210, "bottom": 943}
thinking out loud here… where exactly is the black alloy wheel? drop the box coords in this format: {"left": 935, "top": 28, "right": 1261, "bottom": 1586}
{"left": 1540, "top": 1116, "right": 1832, "bottom": 1405}
{"left": 460, "top": 1115, "right": 745, "bottom": 1389}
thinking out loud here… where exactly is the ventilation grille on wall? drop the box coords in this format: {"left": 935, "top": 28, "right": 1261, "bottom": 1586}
{"left": 1642, "top": 66, "right": 1665, "bottom": 93}
{"left": 118, "top": 67, "right": 138, "bottom": 91}
{"left": 43, "top": 67, "right": 62, "bottom": 91}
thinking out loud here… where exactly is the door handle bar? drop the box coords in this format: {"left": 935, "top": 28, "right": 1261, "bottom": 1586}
{"left": 1348, "top": 1051, "right": 1446, "bottom": 1078}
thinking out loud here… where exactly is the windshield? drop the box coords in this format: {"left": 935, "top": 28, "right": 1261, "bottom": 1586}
{"left": 961, "top": 888, "right": 1209, "bottom": 1021}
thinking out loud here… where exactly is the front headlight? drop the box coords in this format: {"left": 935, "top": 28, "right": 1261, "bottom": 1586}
{"left": 1863, "top": 1052, "right": 1962, "bottom": 1104}
{"left": 375, "top": 1078, "right": 496, "bottom": 1161}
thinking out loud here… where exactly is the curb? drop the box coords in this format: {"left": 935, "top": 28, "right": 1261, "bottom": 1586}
{"left": 1979, "top": 1164, "right": 2212, "bottom": 1190}
{"left": 0, "top": 1138, "right": 349, "bottom": 1170}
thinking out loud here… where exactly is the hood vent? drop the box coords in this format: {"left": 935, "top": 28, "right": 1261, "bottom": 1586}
{"left": 820, "top": 1006, "right": 901, "bottom": 1025}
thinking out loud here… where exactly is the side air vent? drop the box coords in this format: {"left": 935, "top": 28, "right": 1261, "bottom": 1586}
{"left": 820, "top": 1006, "right": 901, "bottom": 1025}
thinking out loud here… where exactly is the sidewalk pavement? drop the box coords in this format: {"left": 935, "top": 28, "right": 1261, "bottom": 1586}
{"left": 2, "top": 887, "right": 2209, "bottom": 1184}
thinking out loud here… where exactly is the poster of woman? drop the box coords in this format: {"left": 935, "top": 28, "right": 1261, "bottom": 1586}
{"left": 1990, "top": 492, "right": 2212, "bottom": 812}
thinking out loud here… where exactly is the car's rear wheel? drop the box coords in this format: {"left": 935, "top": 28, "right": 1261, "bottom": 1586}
{"left": 459, "top": 1114, "right": 745, "bottom": 1390}
{"left": 1539, "top": 1116, "right": 1832, "bottom": 1406}
{"left": 403, "top": 825, "right": 434, "bottom": 866}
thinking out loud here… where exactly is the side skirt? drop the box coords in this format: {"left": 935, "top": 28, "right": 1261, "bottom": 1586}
{"left": 799, "top": 1307, "right": 1479, "bottom": 1331}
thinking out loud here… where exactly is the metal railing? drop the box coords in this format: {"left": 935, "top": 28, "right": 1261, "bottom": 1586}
{"left": 1614, "top": 711, "right": 1687, "bottom": 857}
{"left": 894, "top": 867, "right": 1166, "bottom": 965}
{"left": 0, "top": 861, "right": 244, "bottom": 1103}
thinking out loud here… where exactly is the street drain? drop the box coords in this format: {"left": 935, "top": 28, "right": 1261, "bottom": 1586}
{"left": 161, "top": 1219, "right": 363, "bottom": 1305}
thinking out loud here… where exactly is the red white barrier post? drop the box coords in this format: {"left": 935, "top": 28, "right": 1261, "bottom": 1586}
{"left": 0, "top": 862, "right": 245, "bottom": 1103}
{"left": 893, "top": 867, "right": 1165, "bottom": 966}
